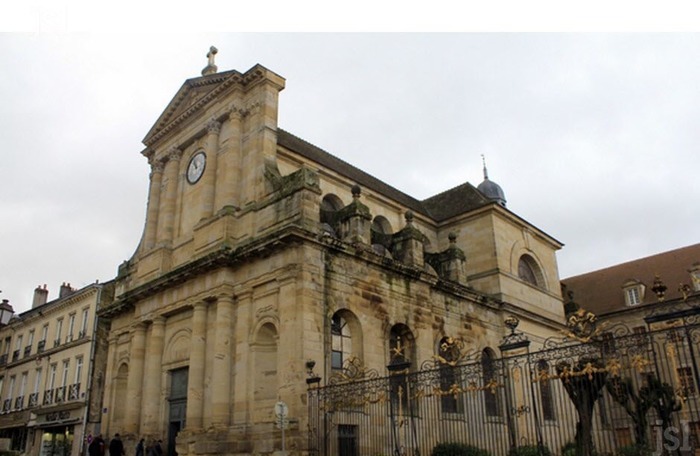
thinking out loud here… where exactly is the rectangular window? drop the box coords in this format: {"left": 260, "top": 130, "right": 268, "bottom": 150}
{"left": 80, "top": 308, "right": 89, "bottom": 336}
{"left": 74, "top": 358, "right": 83, "bottom": 385}
{"left": 3, "top": 337, "right": 10, "bottom": 355}
{"left": 14, "top": 335, "right": 23, "bottom": 351}
{"left": 41, "top": 325, "right": 48, "bottom": 343}
{"left": 67, "top": 314, "right": 76, "bottom": 342}
{"left": 55, "top": 319, "right": 63, "bottom": 346}
{"left": 678, "top": 367, "right": 697, "bottom": 397}
{"left": 34, "top": 369, "right": 42, "bottom": 394}
{"left": 48, "top": 364, "right": 57, "bottom": 390}
{"left": 337, "top": 424, "right": 358, "bottom": 456}
{"left": 19, "top": 373, "right": 27, "bottom": 397}
{"left": 625, "top": 287, "right": 642, "bottom": 306}
{"left": 7, "top": 376, "right": 15, "bottom": 400}
{"left": 61, "top": 361, "right": 70, "bottom": 387}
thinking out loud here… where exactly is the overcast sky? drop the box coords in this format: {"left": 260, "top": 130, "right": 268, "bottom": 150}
{"left": 1, "top": 32, "right": 699, "bottom": 313}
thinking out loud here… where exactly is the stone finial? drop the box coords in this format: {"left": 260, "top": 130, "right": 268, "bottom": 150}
{"left": 201, "top": 46, "right": 219, "bottom": 76}
{"left": 448, "top": 232, "right": 457, "bottom": 243}
{"left": 351, "top": 184, "right": 362, "bottom": 198}
{"left": 405, "top": 210, "right": 414, "bottom": 225}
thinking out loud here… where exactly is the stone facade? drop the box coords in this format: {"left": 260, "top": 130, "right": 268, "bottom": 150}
{"left": 99, "top": 62, "right": 566, "bottom": 456}
{"left": 0, "top": 282, "right": 112, "bottom": 456}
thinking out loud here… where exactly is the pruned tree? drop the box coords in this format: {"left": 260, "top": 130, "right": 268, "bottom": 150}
{"left": 557, "top": 357, "right": 608, "bottom": 456}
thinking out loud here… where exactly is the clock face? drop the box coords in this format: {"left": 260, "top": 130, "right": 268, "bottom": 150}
{"left": 187, "top": 152, "right": 206, "bottom": 184}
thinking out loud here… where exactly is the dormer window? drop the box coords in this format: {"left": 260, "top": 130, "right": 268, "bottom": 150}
{"left": 623, "top": 280, "right": 645, "bottom": 306}
{"left": 690, "top": 263, "right": 700, "bottom": 292}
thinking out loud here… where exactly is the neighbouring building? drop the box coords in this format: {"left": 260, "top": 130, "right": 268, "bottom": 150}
{"left": 0, "top": 282, "right": 113, "bottom": 456}
{"left": 561, "top": 243, "right": 700, "bottom": 450}
{"left": 99, "top": 53, "right": 567, "bottom": 456}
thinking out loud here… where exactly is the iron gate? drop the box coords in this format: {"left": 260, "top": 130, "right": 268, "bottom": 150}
{"left": 308, "top": 305, "right": 700, "bottom": 456}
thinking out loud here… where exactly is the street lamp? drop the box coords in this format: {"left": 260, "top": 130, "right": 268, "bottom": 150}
{"left": 0, "top": 299, "right": 14, "bottom": 326}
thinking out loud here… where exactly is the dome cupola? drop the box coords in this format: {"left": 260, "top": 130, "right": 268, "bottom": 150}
{"left": 477, "top": 155, "right": 506, "bottom": 207}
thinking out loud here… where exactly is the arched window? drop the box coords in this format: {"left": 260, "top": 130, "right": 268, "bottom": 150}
{"left": 388, "top": 324, "right": 416, "bottom": 416}
{"left": 371, "top": 216, "right": 393, "bottom": 255}
{"left": 518, "top": 254, "right": 544, "bottom": 288}
{"left": 113, "top": 363, "right": 129, "bottom": 424}
{"left": 331, "top": 313, "right": 352, "bottom": 371}
{"left": 537, "top": 360, "right": 556, "bottom": 421}
{"left": 388, "top": 324, "right": 415, "bottom": 368}
{"left": 481, "top": 348, "right": 502, "bottom": 417}
{"left": 253, "top": 323, "right": 278, "bottom": 403}
{"left": 320, "top": 194, "right": 344, "bottom": 237}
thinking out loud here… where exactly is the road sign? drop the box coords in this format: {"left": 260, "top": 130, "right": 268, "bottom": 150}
{"left": 274, "top": 401, "right": 288, "bottom": 418}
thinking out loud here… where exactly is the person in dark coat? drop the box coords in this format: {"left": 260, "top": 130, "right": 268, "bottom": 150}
{"left": 135, "top": 438, "right": 145, "bottom": 456}
{"left": 88, "top": 434, "right": 105, "bottom": 456}
{"left": 109, "top": 433, "right": 125, "bottom": 456}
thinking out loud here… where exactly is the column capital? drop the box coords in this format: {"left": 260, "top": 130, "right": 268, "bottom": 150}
{"left": 167, "top": 146, "right": 183, "bottom": 161}
{"left": 206, "top": 118, "right": 222, "bottom": 135}
{"left": 150, "top": 160, "right": 165, "bottom": 175}
{"left": 150, "top": 316, "right": 166, "bottom": 327}
{"left": 227, "top": 102, "right": 245, "bottom": 118}
{"left": 132, "top": 322, "right": 148, "bottom": 334}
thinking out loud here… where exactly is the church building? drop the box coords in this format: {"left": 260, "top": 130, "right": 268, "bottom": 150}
{"left": 99, "top": 50, "right": 566, "bottom": 455}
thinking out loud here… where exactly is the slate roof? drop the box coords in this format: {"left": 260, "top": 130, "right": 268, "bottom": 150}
{"left": 277, "top": 129, "right": 492, "bottom": 223}
{"left": 561, "top": 243, "right": 700, "bottom": 316}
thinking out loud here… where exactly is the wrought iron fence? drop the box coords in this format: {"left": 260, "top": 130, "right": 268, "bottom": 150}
{"left": 308, "top": 305, "right": 700, "bottom": 456}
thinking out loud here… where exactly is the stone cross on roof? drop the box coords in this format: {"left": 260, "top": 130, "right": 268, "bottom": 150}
{"left": 201, "top": 46, "right": 219, "bottom": 76}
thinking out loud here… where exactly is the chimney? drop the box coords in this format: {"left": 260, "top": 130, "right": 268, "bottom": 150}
{"left": 32, "top": 284, "right": 49, "bottom": 308}
{"left": 59, "top": 282, "right": 74, "bottom": 299}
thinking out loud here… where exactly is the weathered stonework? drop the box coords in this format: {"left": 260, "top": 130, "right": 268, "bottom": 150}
{"left": 99, "top": 62, "right": 566, "bottom": 456}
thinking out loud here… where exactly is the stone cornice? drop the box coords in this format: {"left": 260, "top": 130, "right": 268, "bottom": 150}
{"left": 144, "top": 68, "right": 266, "bottom": 148}
{"left": 15, "top": 285, "right": 101, "bottom": 324}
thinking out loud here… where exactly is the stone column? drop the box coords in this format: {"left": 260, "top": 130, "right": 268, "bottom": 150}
{"left": 125, "top": 323, "right": 146, "bottom": 434}
{"left": 186, "top": 302, "right": 207, "bottom": 430}
{"left": 103, "top": 334, "right": 118, "bottom": 434}
{"left": 210, "top": 294, "right": 234, "bottom": 427}
{"left": 157, "top": 147, "right": 183, "bottom": 244}
{"left": 143, "top": 154, "right": 164, "bottom": 250}
{"left": 200, "top": 119, "right": 221, "bottom": 220}
{"left": 232, "top": 290, "right": 252, "bottom": 424}
{"left": 142, "top": 317, "right": 165, "bottom": 435}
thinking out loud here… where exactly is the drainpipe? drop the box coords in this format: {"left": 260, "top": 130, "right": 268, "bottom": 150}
{"left": 80, "top": 285, "right": 103, "bottom": 456}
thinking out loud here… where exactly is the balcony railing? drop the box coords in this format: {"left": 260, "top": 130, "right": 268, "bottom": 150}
{"left": 2, "top": 399, "right": 11, "bottom": 413}
{"left": 78, "top": 330, "right": 86, "bottom": 339}
{"left": 14, "top": 396, "right": 23, "bottom": 410}
{"left": 23, "top": 346, "right": 31, "bottom": 358}
{"left": 43, "top": 390, "right": 53, "bottom": 406}
{"left": 28, "top": 392, "right": 39, "bottom": 407}
{"left": 0, "top": 354, "right": 7, "bottom": 366}
{"left": 68, "top": 383, "right": 81, "bottom": 400}
{"left": 54, "top": 386, "right": 66, "bottom": 403}
{"left": 53, "top": 339, "right": 60, "bottom": 348}
{"left": 11, "top": 350, "right": 19, "bottom": 362}
{"left": 37, "top": 340, "right": 45, "bottom": 353}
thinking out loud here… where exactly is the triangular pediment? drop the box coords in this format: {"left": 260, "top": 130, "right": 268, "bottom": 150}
{"left": 143, "top": 70, "right": 239, "bottom": 146}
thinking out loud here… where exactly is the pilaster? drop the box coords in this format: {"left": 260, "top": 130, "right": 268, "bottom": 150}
{"left": 186, "top": 302, "right": 207, "bottom": 430}
{"left": 157, "top": 147, "right": 183, "bottom": 244}
{"left": 143, "top": 152, "right": 164, "bottom": 251}
{"left": 200, "top": 119, "right": 221, "bottom": 220}
{"left": 233, "top": 289, "right": 253, "bottom": 424}
{"left": 125, "top": 324, "right": 147, "bottom": 434}
{"left": 142, "top": 317, "right": 165, "bottom": 435}
{"left": 210, "top": 294, "right": 234, "bottom": 427}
